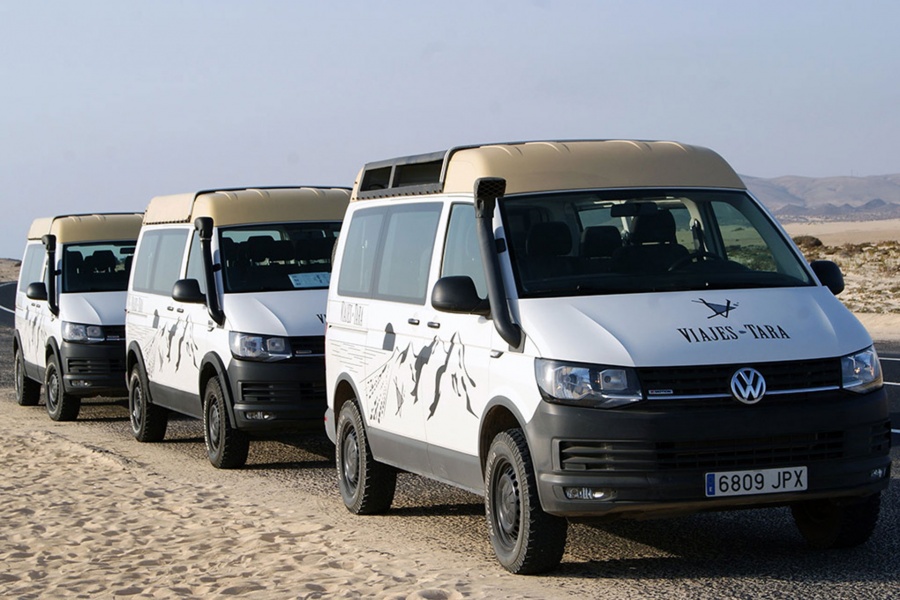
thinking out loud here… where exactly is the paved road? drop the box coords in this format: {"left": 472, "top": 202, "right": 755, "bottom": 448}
{"left": 0, "top": 282, "right": 13, "bottom": 328}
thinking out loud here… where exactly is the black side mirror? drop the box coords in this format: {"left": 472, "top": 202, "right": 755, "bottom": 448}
{"left": 26, "top": 282, "right": 48, "bottom": 301}
{"left": 810, "top": 260, "right": 845, "bottom": 296}
{"left": 172, "top": 279, "right": 206, "bottom": 304}
{"left": 432, "top": 276, "right": 490, "bottom": 316}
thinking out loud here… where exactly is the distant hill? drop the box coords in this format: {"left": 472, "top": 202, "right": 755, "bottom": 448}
{"left": 743, "top": 174, "right": 900, "bottom": 221}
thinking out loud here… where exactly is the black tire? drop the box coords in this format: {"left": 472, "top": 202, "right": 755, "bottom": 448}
{"left": 15, "top": 345, "right": 41, "bottom": 406}
{"left": 45, "top": 353, "right": 80, "bottom": 421}
{"left": 336, "top": 401, "right": 396, "bottom": 514}
{"left": 203, "top": 376, "right": 249, "bottom": 469}
{"left": 484, "top": 429, "right": 568, "bottom": 574}
{"left": 791, "top": 492, "right": 881, "bottom": 549}
{"left": 128, "top": 365, "right": 168, "bottom": 442}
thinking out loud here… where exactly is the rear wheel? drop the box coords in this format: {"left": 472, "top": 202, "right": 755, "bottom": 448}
{"left": 45, "top": 354, "right": 80, "bottom": 421}
{"left": 128, "top": 364, "right": 168, "bottom": 442}
{"left": 336, "top": 400, "right": 396, "bottom": 514}
{"left": 791, "top": 492, "right": 881, "bottom": 549}
{"left": 203, "top": 376, "right": 249, "bottom": 469}
{"left": 485, "top": 429, "right": 567, "bottom": 574}
{"left": 15, "top": 346, "right": 41, "bottom": 406}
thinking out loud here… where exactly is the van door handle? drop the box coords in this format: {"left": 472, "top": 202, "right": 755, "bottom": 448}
{"left": 176, "top": 308, "right": 184, "bottom": 313}
{"left": 166, "top": 306, "right": 174, "bottom": 311}
{"left": 427, "top": 321, "right": 440, "bottom": 329}
{"left": 408, "top": 318, "right": 420, "bottom": 326}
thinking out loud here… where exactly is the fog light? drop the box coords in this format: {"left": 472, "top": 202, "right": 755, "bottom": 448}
{"left": 870, "top": 467, "right": 887, "bottom": 480}
{"left": 245, "top": 411, "right": 275, "bottom": 421}
{"left": 70, "top": 380, "right": 91, "bottom": 388}
{"left": 563, "top": 487, "right": 616, "bottom": 501}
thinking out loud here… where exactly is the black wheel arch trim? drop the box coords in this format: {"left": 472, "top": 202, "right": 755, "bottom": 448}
{"left": 200, "top": 351, "right": 238, "bottom": 428}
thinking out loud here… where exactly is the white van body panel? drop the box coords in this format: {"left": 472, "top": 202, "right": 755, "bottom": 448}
{"left": 58, "top": 292, "right": 128, "bottom": 327}
{"left": 223, "top": 290, "right": 328, "bottom": 337}
{"left": 519, "top": 287, "right": 872, "bottom": 369}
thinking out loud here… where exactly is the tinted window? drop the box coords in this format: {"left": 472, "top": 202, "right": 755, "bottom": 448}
{"left": 131, "top": 229, "right": 189, "bottom": 295}
{"left": 337, "top": 210, "right": 384, "bottom": 297}
{"left": 185, "top": 231, "right": 206, "bottom": 295}
{"left": 18, "top": 244, "right": 45, "bottom": 293}
{"left": 62, "top": 241, "right": 136, "bottom": 293}
{"left": 440, "top": 204, "right": 487, "bottom": 298}
{"left": 337, "top": 203, "right": 443, "bottom": 304}
{"left": 375, "top": 205, "right": 442, "bottom": 303}
{"left": 501, "top": 190, "right": 814, "bottom": 297}
{"left": 219, "top": 222, "right": 341, "bottom": 293}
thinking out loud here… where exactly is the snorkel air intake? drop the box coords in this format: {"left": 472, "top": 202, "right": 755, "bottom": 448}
{"left": 474, "top": 177, "right": 522, "bottom": 349}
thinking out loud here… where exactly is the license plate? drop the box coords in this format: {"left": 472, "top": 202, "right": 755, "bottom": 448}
{"left": 705, "top": 466, "right": 807, "bottom": 497}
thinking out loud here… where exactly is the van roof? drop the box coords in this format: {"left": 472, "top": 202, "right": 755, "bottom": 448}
{"left": 142, "top": 186, "right": 352, "bottom": 226}
{"left": 352, "top": 140, "right": 746, "bottom": 200}
{"left": 27, "top": 213, "right": 144, "bottom": 243}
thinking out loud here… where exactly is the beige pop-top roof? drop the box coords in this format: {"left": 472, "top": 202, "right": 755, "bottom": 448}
{"left": 143, "top": 187, "right": 351, "bottom": 226}
{"left": 27, "top": 213, "right": 144, "bottom": 243}
{"left": 352, "top": 140, "right": 746, "bottom": 200}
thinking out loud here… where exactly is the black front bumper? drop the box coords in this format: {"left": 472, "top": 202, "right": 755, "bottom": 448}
{"left": 227, "top": 357, "right": 326, "bottom": 432}
{"left": 525, "top": 387, "right": 891, "bottom": 519}
{"left": 60, "top": 340, "right": 127, "bottom": 397}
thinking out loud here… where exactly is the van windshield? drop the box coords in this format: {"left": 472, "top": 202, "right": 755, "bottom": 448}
{"left": 219, "top": 222, "right": 342, "bottom": 293}
{"left": 500, "top": 190, "right": 815, "bottom": 297}
{"left": 62, "top": 241, "right": 135, "bottom": 293}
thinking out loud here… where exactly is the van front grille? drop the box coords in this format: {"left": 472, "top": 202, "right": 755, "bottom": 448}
{"left": 67, "top": 358, "right": 126, "bottom": 375}
{"left": 637, "top": 357, "right": 840, "bottom": 400}
{"left": 239, "top": 381, "right": 326, "bottom": 404}
{"left": 558, "top": 419, "right": 890, "bottom": 473}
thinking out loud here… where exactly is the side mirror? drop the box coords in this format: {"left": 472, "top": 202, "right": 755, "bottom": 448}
{"left": 26, "top": 282, "right": 48, "bottom": 301}
{"left": 172, "top": 279, "right": 206, "bottom": 304}
{"left": 810, "top": 260, "right": 844, "bottom": 296}
{"left": 432, "top": 276, "right": 490, "bottom": 316}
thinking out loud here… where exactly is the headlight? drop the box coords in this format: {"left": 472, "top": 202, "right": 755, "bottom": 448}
{"left": 535, "top": 359, "right": 642, "bottom": 408}
{"left": 229, "top": 332, "right": 292, "bottom": 362}
{"left": 62, "top": 322, "right": 105, "bottom": 343}
{"left": 841, "top": 346, "right": 882, "bottom": 393}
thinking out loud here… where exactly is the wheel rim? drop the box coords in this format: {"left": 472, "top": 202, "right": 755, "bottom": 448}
{"left": 491, "top": 460, "right": 521, "bottom": 550}
{"left": 207, "top": 401, "right": 221, "bottom": 449}
{"left": 46, "top": 366, "right": 60, "bottom": 412}
{"left": 130, "top": 383, "right": 143, "bottom": 429}
{"left": 341, "top": 428, "right": 360, "bottom": 490}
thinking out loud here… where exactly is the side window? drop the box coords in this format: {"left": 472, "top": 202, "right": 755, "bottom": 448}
{"left": 375, "top": 204, "right": 443, "bottom": 303}
{"left": 185, "top": 231, "right": 207, "bottom": 295}
{"left": 131, "top": 229, "right": 190, "bottom": 295}
{"left": 441, "top": 204, "right": 487, "bottom": 298}
{"left": 18, "top": 244, "right": 46, "bottom": 292}
{"left": 337, "top": 209, "right": 385, "bottom": 298}
{"left": 336, "top": 203, "right": 443, "bottom": 304}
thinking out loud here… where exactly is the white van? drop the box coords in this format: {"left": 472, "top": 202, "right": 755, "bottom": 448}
{"left": 325, "top": 141, "right": 890, "bottom": 573}
{"left": 14, "top": 213, "right": 143, "bottom": 420}
{"left": 125, "top": 186, "right": 350, "bottom": 468}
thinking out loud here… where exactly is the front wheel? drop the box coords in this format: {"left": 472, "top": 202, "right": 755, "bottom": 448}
{"left": 203, "top": 376, "right": 249, "bottom": 469}
{"left": 484, "top": 429, "right": 567, "bottom": 574}
{"left": 128, "top": 365, "right": 168, "bottom": 442}
{"left": 15, "top": 346, "right": 41, "bottom": 406}
{"left": 45, "top": 354, "right": 80, "bottom": 421}
{"left": 791, "top": 492, "right": 881, "bottom": 549}
{"left": 335, "top": 401, "right": 396, "bottom": 514}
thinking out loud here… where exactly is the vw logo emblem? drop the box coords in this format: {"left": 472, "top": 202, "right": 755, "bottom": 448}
{"left": 731, "top": 368, "right": 766, "bottom": 404}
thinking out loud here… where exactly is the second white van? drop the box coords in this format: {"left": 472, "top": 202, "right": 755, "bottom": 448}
{"left": 126, "top": 186, "right": 350, "bottom": 468}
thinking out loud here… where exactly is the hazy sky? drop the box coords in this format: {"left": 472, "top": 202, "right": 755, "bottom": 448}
{"left": 2, "top": 1, "right": 898, "bottom": 259}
